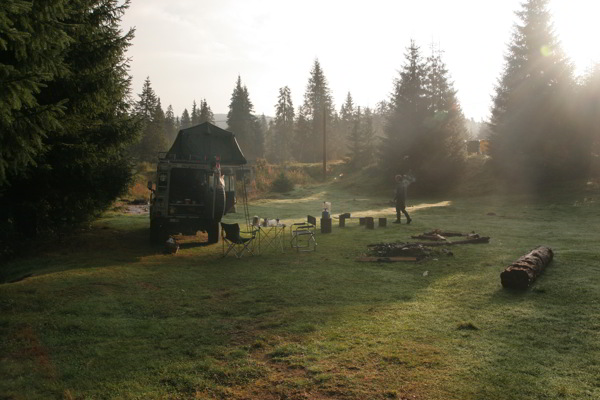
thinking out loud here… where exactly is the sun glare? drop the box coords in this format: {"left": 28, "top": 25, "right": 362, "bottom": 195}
{"left": 551, "top": 0, "right": 600, "bottom": 73}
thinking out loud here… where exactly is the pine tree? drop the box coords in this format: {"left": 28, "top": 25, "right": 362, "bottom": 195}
{"left": 271, "top": 86, "right": 295, "bottom": 162}
{"left": 0, "top": 0, "right": 71, "bottom": 184}
{"left": 180, "top": 109, "right": 191, "bottom": 129}
{"left": 347, "top": 106, "right": 362, "bottom": 168}
{"left": 293, "top": 106, "right": 310, "bottom": 162}
{"left": 227, "top": 76, "right": 257, "bottom": 159}
{"left": 133, "top": 79, "right": 167, "bottom": 161}
{"left": 419, "top": 46, "right": 466, "bottom": 189}
{"left": 489, "top": 0, "right": 578, "bottom": 183}
{"left": 1, "top": 0, "right": 139, "bottom": 238}
{"left": 339, "top": 92, "right": 355, "bottom": 158}
{"left": 381, "top": 40, "right": 428, "bottom": 176}
{"left": 135, "top": 77, "right": 158, "bottom": 119}
{"left": 361, "top": 107, "right": 376, "bottom": 166}
{"left": 165, "top": 104, "right": 177, "bottom": 144}
{"left": 199, "top": 99, "right": 215, "bottom": 124}
{"left": 190, "top": 100, "right": 200, "bottom": 126}
{"left": 580, "top": 63, "right": 600, "bottom": 173}
{"left": 299, "top": 60, "right": 335, "bottom": 162}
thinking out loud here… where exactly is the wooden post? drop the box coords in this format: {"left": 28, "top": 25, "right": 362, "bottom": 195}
{"left": 339, "top": 216, "right": 346, "bottom": 227}
{"left": 379, "top": 218, "right": 387, "bottom": 227}
{"left": 366, "top": 217, "right": 374, "bottom": 229}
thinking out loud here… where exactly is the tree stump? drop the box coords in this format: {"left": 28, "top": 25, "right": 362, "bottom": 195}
{"left": 339, "top": 216, "right": 346, "bottom": 227}
{"left": 500, "top": 246, "right": 553, "bottom": 290}
{"left": 365, "top": 217, "right": 374, "bottom": 229}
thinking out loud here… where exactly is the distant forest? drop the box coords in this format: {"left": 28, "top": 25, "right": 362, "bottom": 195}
{"left": 1, "top": 0, "right": 599, "bottom": 244}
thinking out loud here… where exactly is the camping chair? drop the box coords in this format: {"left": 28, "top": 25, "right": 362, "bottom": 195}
{"left": 221, "top": 222, "right": 257, "bottom": 258}
{"left": 290, "top": 221, "right": 317, "bottom": 252}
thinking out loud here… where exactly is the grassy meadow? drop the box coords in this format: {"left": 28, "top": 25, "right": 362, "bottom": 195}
{"left": 1, "top": 177, "right": 599, "bottom": 399}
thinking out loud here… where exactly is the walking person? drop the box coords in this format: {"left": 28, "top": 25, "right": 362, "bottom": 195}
{"left": 394, "top": 174, "right": 412, "bottom": 224}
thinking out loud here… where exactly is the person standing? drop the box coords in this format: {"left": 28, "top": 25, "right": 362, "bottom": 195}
{"left": 394, "top": 174, "right": 412, "bottom": 224}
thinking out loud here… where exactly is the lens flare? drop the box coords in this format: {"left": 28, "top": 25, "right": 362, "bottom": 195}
{"left": 540, "top": 45, "right": 553, "bottom": 57}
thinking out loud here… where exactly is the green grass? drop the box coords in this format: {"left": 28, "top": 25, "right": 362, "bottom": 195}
{"left": 1, "top": 180, "right": 599, "bottom": 399}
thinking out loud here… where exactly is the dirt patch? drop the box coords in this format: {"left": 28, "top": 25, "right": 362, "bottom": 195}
{"left": 13, "top": 325, "right": 58, "bottom": 379}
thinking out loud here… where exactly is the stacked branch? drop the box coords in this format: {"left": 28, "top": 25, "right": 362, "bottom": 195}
{"left": 500, "top": 246, "right": 554, "bottom": 290}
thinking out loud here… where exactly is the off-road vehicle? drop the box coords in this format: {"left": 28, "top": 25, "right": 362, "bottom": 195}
{"left": 147, "top": 122, "right": 247, "bottom": 244}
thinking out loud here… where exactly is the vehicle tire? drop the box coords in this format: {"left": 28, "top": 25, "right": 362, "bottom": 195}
{"left": 150, "top": 219, "right": 168, "bottom": 244}
{"left": 205, "top": 186, "right": 225, "bottom": 222}
{"left": 207, "top": 221, "right": 220, "bottom": 244}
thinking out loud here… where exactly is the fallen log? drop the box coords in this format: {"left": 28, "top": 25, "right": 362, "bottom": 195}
{"left": 411, "top": 233, "right": 447, "bottom": 241}
{"left": 500, "top": 246, "right": 553, "bottom": 290}
{"left": 424, "top": 229, "right": 472, "bottom": 237}
{"left": 357, "top": 256, "right": 419, "bottom": 263}
{"left": 415, "top": 236, "right": 490, "bottom": 246}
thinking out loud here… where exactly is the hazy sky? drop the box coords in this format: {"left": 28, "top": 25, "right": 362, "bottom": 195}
{"left": 120, "top": 0, "right": 600, "bottom": 122}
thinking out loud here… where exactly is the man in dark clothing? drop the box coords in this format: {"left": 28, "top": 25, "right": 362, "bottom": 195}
{"left": 394, "top": 174, "right": 412, "bottom": 224}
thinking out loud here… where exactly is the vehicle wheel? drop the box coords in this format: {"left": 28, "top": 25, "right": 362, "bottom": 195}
{"left": 207, "top": 221, "right": 220, "bottom": 244}
{"left": 150, "top": 220, "right": 167, "bottom": 244}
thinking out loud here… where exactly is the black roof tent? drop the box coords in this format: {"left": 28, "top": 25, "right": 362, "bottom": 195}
{"left": 166, "top": 122, "right": 247, "bottom": 165}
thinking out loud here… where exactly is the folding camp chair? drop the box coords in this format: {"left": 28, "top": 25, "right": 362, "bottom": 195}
{"left": 221, "top": 222, "right": 257, "bottom": 258}
{"left": 290, "top": 221, "right": 317, "bottom": 252}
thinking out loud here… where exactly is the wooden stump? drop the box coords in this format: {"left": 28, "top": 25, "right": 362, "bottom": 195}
{"left": 500, "top": 246, "right": 553, "bottom": 290}
{"left": 365, "top": 217, "right": 374, "bottom": 229}
{"left": 359, "top": 217, "right": 366, "bottom": 226}
{"left": 339, "top": 216, "right": 346, "bottom": 227}
{"left": 378, "top": 218, "right": 387, "bottom": 227}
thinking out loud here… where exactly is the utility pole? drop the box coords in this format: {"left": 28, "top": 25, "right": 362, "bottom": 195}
{"left": 322, "top": 102, "right": 327, "bottom": 179}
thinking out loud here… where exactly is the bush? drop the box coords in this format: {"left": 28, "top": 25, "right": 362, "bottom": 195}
{"left": 271, "top": 172, "right": 294, "bottom": 193}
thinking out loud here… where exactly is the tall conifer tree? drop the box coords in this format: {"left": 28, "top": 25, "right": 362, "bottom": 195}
{"left": 180, "top": 109, "right": 191, "bottom": 129}
{"left": 271, "top": 86, "right": 295, "bottom": 162}
{"left": 381, "top": 40, "right": 428, "bottom": 176}
{"left": 489, "top": 0, "right": 578, "bottom": 183}
{"left": 190, "top": 100, "right": 200, "bottom": 126}
{"left": 199, "top": 99, "right": 215, "bottom": 124}
{"left": 1, "top": 0, "right": 139, "bottom": 237}
{"left": 227, "top": 76, "right": 258, "bottom": 159}
{"left": 299, "top": 60, "right": 335, "bottom": 162}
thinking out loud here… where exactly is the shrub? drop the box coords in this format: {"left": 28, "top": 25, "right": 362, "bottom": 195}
{"left": 271, "top": 172, "right": 294, "bottom": 193}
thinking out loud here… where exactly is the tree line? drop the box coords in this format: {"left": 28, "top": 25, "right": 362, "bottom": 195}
{"left": 1, "top": 0, "right": 599, "bottom": 248}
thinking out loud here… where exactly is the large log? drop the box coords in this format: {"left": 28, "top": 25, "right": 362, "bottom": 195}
{"left": 500, "top": 246, "right": 554, "bottom": 290}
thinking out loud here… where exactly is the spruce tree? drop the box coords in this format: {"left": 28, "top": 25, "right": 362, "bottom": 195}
{"left": 134, "top": 79, "right": 167, "bottom": 161}
{"left": 190, "top": 100, "right": 200, "bottom": 126}
{"left": 419, "top": 46, "right": 466, "bottom": 189}
{"left": 227, "top": 76, "right": 257, "bottom": 159}
{"left": 1, "top": 0, "right": 139, "bottom": 238}
{"left": 361, "top": 107, "right": 376, "bottom": 166}
{"left": 347, "top": 106, "right": 362, "bottom": 169}
{"left": 339, "top": 92, "right": 355, "bottom": 158}
{"left": 0, "top": 0, "right": 71, "bottom": 184}
{"left": 180, "top": 109, "right": 191, "bottom": 129}
{"left": 165, "top": 104, "right": 177, "bottom": 144}
{"left": 580, "top": 63, "right": 600, "bottom": 173}
{"left": 300, "top": 60, "right": 335, "bottom": 162}
{"left": 199, "top": 99, "right": 215, "bottom": 124}
{"left": 381, "top": 40, "right": 428, "bottom": 177}
{"left": 489, "top": 0, "right": 578, "bottom": 183}
{"left": 271, "top": 86, "right": 295, "bottom": 162}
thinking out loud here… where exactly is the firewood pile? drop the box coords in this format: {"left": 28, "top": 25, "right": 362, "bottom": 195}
{"left": 358, "top": 228, "right": 489, "bottom": 262}
{"left": 366, "top": 242, "right": 433, "bottom": 260}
